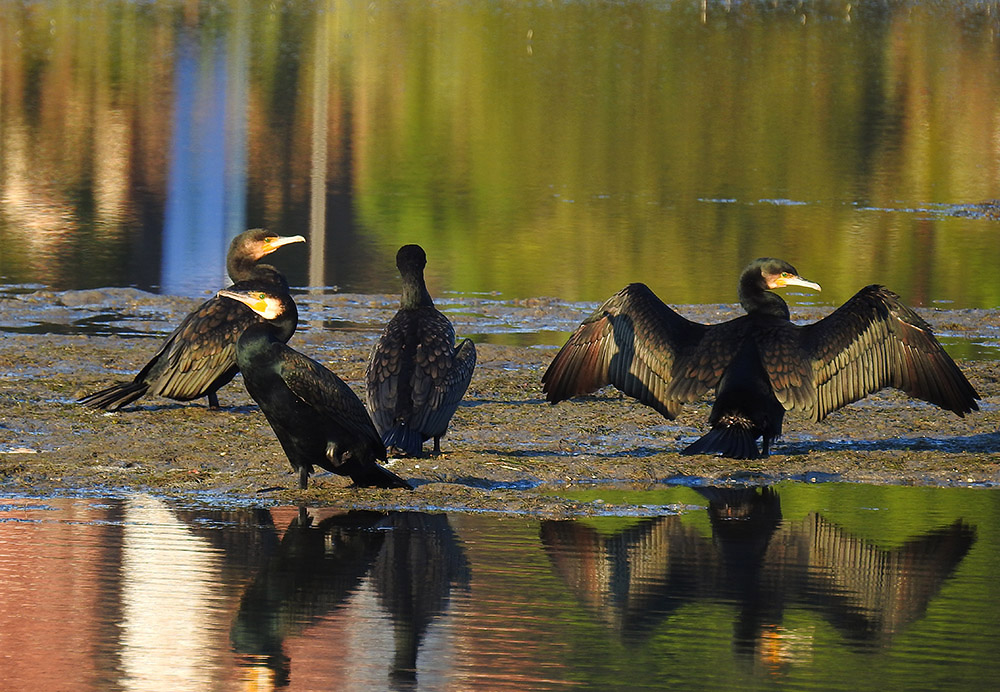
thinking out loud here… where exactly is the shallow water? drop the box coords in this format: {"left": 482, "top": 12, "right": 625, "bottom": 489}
{"left": 1, "top": 482, "right": 997, "bottom": 691}
{"left": 3, "top": 3, "right": 1000, "bottom": 689}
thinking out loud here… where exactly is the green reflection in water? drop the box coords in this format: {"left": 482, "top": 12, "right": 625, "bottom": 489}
{"left": 3, "top": 2, "right": 1000, "bottom": 309}
{"left": 538, "top": 482, "right": 999, "bottom": 689}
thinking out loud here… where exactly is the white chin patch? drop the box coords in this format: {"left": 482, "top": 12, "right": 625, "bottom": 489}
{"left": 257, "top": 298, "right": 283, "bottom": 320}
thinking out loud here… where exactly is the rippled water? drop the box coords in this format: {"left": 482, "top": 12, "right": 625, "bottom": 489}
{"left": 1, "top": 483, "right": 997, "bottom": 691}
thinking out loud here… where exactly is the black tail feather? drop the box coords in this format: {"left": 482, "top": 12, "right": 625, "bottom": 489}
{"left": 350, "top": 463, "right": 414, "bottom": 490}
{"left": 382, "top": 425, "right": 425, "bottom": 457}
{"left": 78, "top": 381, "right": 148, "bottom": 410}
{"left": 681, "top": 425, "right": 762, "bottom": 460}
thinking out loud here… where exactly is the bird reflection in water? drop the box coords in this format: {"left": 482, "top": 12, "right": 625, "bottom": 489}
{"left": 540, "top": 487, "right": 975, "bottom": 673}
{"left": 231, "top": 508, "right": 470, "bottom": 689}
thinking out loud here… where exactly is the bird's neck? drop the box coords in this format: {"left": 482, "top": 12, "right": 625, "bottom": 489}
{"left": 237, "top": 322, "right": 287, "bottom": 366}
{"left": 230, "top": 262, "right": 289, "bottom": 292}
{"left": 400, "top": 273, "right": 434, "bottom": 310}
{"left": 739, "top": 276, "right": 791, "bottom": 319}
{"left": 226, "top": 255, "right": 262, "bottom": 283}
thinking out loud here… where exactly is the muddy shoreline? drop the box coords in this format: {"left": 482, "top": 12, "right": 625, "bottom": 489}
{"left": 1, "top": 288, "right": 999, "bottom": 516}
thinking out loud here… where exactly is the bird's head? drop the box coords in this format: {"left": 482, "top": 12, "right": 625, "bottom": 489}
{"left": 217, "top": 288, "right": 289, "bottom": 320}
{"left": 396, "top": 244, "right": 428, "bottom": 273}
{"left": 753, "top": 258, "right": 822, "bottom": 293}
{"left": 233, "top": 229, "right": 306, "bottom": 261}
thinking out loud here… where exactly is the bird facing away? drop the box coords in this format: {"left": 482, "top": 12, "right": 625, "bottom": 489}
{"left": 218, "top": 287, "right": 412, "bottom": 490}
{"left": 79, "top": 229, "right": 305, "bottom": 410}
{"left": 365, "top": 244, "right": 477, "bottom": 457}
{"left": 542, "top": 258, "right": 979, "bottom": 459}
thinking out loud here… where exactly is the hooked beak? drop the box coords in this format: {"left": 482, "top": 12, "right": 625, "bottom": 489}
{"left": 217, "top": 288, "right": 270, "bottom": 317}
{"left": 262, "top": 234, "right": 306, "bottom": 255}
{"left": 775, "top": 275, "right": 822, "bottom": 292}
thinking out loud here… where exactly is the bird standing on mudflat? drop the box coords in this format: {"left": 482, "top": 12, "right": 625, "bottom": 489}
{"left": 366, "top": 245, "right": 476, "bottom": 457}
{"left": 542, "top": 258, "right": 979, "bottom": 459}
{"left": 79, "top": 229, "right": 305, "bottom": 410}
{"left": 218, "top": 287, "right": 412, "bottom": 490}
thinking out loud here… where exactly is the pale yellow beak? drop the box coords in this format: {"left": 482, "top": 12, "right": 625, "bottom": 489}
{"left": 781, "top": 275, "right": 822, "bottom": 292}
{"left": 262, "top": 234, "right": 306, "bottom": 255}
{"left": 217, "top": 289, "right": 270, "bottom": 316}
{"left": 770, "top": 274, "right": 822, "bottom": 292}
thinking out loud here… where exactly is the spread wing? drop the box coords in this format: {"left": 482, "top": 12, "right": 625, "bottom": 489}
{"left": 541, "top": 283, "right": 748, "bottom": 419}
{"left": 145, "top": 277, "right": 297, "bottom": 400}
{"left": 79, "top": 276, "right": 297, "bottom": 409}
{"left": 773, "top": 285, "right": 979, "bottom": 421}
{"left": 415, "top": 336, "right": 476, "bottom": 438}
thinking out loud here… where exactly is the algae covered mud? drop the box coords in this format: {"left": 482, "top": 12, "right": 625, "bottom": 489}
{"left": 1, "top": 287, "right": 999, "bottom": 515}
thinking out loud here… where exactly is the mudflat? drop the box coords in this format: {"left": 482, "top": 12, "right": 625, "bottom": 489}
{"left": 2, "top": 288, "right": 998, "bottom": 516}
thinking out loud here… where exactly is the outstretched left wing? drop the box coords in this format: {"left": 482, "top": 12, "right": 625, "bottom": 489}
{"left": 770, "top": 285, "right": 979, "bottom": 421}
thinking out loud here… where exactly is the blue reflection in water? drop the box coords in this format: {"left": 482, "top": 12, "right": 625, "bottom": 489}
{"left": 162, "top": 26, "right": 249, "bottom": 296}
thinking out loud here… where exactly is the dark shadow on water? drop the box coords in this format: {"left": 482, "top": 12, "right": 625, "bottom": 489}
{"left": 774, "top": 432, "right": 1000, "bottom": 456}
{"left": 1, "top": 313, "right": 156, "bottom": 337}
{"left": 409, "top": 476, "right": 542, "bottom": 491}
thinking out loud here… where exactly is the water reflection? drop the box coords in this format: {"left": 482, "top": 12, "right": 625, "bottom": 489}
{"left": 541, "top": 487, "right": 976, "bottom": 671}
{"left": 0, "top": 487, "right": 993, "bottom": 690}
{"left": 4, "top": 3, "right": 1000, "bottom": 306}
{"left": 120, "top": 496, "right": 230, "bottom": 690}
{"left": 162, "top": 24, "right": 248, "bottom": 295}
{"left": 230, "top": 508, "right": 470, "bottom": 690}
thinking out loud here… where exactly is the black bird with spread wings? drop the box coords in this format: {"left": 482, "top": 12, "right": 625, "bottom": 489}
{"left": 366, "top": 245, "right": 476, "bottom": 457}
{"left": 218, "top": 287, "right": 411, "bottom": 490}
{"left": 79, "top": 229, "right": 305, "bottom": 410}
{"left": 542, "top": 258, "right": 979, "bottom": 459}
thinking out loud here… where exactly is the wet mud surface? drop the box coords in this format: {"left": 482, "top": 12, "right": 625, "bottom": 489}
{"left": 2, "top": 287, "right": 999, "bottom": 516}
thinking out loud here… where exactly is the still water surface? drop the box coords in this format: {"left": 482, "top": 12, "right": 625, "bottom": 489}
{"left": 3, "top": 4, "right": 1000, "bottom": 689}
{"left": 1, "top": 482, "right": 997, "bottom": 691}
{"left": 3, "top": 2, "right": 1000, "bottom": 307}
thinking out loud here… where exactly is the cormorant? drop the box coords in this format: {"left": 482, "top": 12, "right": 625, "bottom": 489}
{"left": 542, "top": 258, "right": 979, "bottom": 459}
{"left": 217, "top": 287, "right": 412, "bottom": 490}
{"left": 365, "top": 244, "right": 477, "bottom": 456}
{"left": 79, "top": 229, "right": 305, "bottom": 410}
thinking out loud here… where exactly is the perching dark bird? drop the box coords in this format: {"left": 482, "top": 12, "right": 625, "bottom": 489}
{"left": 217, "top": 287, "right": 412, "bottom": 490}
{"left": 365, "top": 244, "right": 476, "bottom": 457}
{"left": 542, "top": 258, "right": 979, "bottom": 459}
{"left": 79, "top": 229, "right": 305, "bottom": 410}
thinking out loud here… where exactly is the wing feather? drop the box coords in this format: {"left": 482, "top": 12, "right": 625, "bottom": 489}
{"left": 795, "top": 285, "right": 978, "bottom": 421}
{"left": 280, "top": 347, "right": 385, "bottom": 453}
{"left": 416, "top": 337, "right": 477, "bottom": 439}
{"left": 141, "top": 296, "right": 250, "bottom": 400}
{"left": 365, "top": 307, "right": 476, "bottom": 440}
{"left": 542, "top": 283, "right": 745, "bottom": 419}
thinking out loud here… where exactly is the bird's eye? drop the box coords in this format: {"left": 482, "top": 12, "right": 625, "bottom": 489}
{"left": 781, "top": 272, "right": 790, "bottom": 278}
{"left": 258, "top": 293, "right": 266, "bottom": 300}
